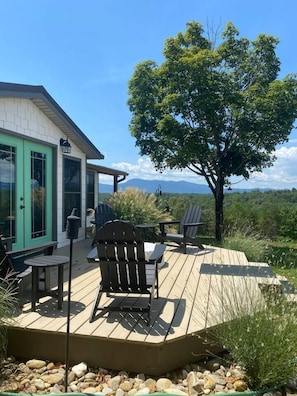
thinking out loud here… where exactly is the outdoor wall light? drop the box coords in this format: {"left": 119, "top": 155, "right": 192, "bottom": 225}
{"left": 60, "top": 138, "right": 71, "bottom": 154}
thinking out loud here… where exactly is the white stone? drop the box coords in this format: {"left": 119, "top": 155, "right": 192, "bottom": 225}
{"left": 144, "top": 378, "right": 156, "bottom": 393}
{"left": 135, "top": 387, "right": 150, "bottom": 394}
{"left": 128, "top": 389, "right": 138, "bottom": 396}
{"left": 85, "top": 372, "right": 97, "bottom": 380}
{"left": 32, "top": 378, "right": 46, "bottom": 390}
{"left": 102, "top": 386, "right": 113, "bottom": 395}
{"left": 116, "top": 388, "right": 125, "bottom": 396}
{"left": 48, "top": 384, "right": 63, "bottom": 394}
{"left": 156, "top": 378, "right": 172, "bottom": 392}
{"left": 108, "top": 375, "right": 121, "bottom": 390}
{"left": 164, "top": 389, "right": 188, "bottom": 395}
{"left": 72, "top": 362, "right": 88, "bottom": 378}
{"left": 70, "top": 383, "right": 78, "bottom": 392}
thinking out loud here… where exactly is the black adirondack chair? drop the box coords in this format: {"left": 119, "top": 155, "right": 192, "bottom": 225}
{"left": 0, "top": 237, "right": 56, "bottom": 300}
{"left": 0, "top": 238, "right": 31, "bottom": 298}
{"left": 159, "top": 205, "right": 204, "bottom": 253}
{"left": 89, "top": 220, "right": 166, "bottom": 325}
{"left": 91, "top": 203, "right": 115, "bottom": 246}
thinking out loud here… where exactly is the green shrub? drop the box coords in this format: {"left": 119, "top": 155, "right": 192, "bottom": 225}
{"left": 108, "top": 188, "right": 171, "bottom": 237}
{"left": 279, "top": 207, "right": 297, "bottom": 241}
{"left": 205, "top": 276, "right": 297, "bottom": 390}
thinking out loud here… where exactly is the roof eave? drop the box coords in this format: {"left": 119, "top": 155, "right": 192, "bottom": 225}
{"left": 0, "top": 82, "right": 104, "bottom": 160}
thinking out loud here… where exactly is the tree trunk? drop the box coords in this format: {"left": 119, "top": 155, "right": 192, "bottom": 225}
{"left": 215, "top": 177, "right": 225, "bottom": 242}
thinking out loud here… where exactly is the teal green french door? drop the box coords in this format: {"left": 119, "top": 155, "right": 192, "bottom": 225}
{"left": 0, "top": 133, "right": 53, "bottom": 250}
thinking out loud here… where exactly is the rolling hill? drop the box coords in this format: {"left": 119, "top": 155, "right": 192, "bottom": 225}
{"left": 98, "top": 178, "right": 265, "bottom": 194}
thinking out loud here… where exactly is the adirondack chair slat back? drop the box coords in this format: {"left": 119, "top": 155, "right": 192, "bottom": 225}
{"left": 180, "top": 205, "right": 202, "bottom": 238}
{"left": 94, "top": 203, "right": 115, "bottom": 227}
{"left": 95, "top": 221, "right": 149, "bottom": 292}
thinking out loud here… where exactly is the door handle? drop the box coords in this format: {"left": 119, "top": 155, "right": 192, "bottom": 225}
{"left": 20, "top": 205, "right": 25, "bottom": 209}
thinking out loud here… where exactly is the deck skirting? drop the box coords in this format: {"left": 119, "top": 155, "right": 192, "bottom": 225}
{"left": 8, "top": 326, "right": 218, "bottom": 375}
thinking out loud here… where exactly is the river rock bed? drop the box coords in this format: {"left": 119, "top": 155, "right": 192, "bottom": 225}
{"left": 0, "top": 357, "right": 294, "bottom": 395}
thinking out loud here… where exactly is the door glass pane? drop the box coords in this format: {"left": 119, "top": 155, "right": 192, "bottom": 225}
{"left": 0, "top": 144, "right": 16, "bottom": 240}
{"left": 31, "top": 151, "right": 46, "bottom": 238}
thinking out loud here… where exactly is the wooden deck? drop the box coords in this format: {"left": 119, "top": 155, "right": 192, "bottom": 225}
{"left": 8, "top": 239, "right": 280, "bottom": 375}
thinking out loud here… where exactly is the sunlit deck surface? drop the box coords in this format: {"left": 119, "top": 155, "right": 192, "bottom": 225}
{"left": 8, "top": 239, "right": 280, "bottom": 375}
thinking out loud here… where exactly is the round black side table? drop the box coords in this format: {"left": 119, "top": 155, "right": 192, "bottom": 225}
{"left": 24, "top": 255, "right": 69, "bottom": 311}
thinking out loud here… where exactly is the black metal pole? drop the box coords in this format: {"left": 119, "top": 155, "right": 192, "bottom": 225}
{"left": 64, "top": 208, "right": 80, "bottom": 391}
{"left": 64, "top": 237, "right": 73, "bottom": 391}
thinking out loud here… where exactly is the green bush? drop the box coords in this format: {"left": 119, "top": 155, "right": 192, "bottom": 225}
{"left": 108, "top": 188, "right": 171, "bottom": 237}
{"left": 207, "top": 278, "right": 297, "bottom": 390}
{"left": 279, "top": 207, "right": 297, "bottom": 241}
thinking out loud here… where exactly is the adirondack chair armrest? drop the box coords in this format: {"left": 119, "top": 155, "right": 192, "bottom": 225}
{"left": 182, "top": 222, "right": 204, "bottom": 235}
{"left": 147, "top": 244, "right": 166, "bottom": 263}
{"left": 159, "top": 220, "right": 180, "bottom": 236}
{"left": 5, "top": 241, "right": 58, "bottom": 258}
{"left": 87, "top": 247, "right": 98, "bottom": 262}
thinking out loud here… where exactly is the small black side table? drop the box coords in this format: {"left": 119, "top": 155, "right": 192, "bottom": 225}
{"left": 24, "top": 255, "right": 69, "bottom": 311}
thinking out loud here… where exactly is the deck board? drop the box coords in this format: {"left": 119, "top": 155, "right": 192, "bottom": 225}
{"left": 8, "top": 238, "right": 279, "bottom": 375}
{"left": 163, "top": 251, "right": 197, "bottom": 341}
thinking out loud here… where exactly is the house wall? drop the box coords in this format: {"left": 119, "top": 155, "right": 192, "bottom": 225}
{"left": 0, "top": 97, "right": 87, "bottom": 247}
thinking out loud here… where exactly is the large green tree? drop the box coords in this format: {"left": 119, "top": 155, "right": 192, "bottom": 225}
{"left": 127, "top": 21, "right": 297, "bottom": 241}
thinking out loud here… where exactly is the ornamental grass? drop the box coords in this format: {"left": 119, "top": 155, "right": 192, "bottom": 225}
{"left": 0, "top": 272, "right": 17, "bottom": 357}
{"left": 109, "top": 187, "right": 171, "bottom": 229}
{"left": 204, "top": 273, "right": 297, "bottom": 390}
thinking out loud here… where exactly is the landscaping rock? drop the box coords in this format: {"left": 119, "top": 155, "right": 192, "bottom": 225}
{"left": 156, "top": 377, "right": 172, "bottom": 391}
{"left": 71, "top": 361, "right": 87, "bottom": 377}
{"left": 26, "top": 359, "right": 47, "bottom": 369}
{"left": 0, "top": 356, "right": 292, "bottom": 395}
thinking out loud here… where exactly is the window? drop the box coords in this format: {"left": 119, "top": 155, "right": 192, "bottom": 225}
{"left": 63, "top": 158, "right": 81, "bottom": 230}
{"left": 86, "top": 170, "right": 95, "bottom": 209}
{"left": 0, "top": 143, "right": 15, "bottom": 238}
{"left": 31, "top": 151, "right": 46, "bottom": 238}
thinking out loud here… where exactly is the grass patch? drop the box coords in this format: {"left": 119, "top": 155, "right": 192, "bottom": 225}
{"left": 265, "top": 244, "right": 297, "bottom": 289}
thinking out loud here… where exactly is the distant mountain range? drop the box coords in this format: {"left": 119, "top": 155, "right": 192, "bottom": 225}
{"left": 99, "top": 178, "right": 269, "bottom": 194}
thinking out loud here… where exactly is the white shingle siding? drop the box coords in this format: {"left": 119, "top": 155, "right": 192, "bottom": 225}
{"left": 0, "top": 97, "right": 88, "bottom": 247}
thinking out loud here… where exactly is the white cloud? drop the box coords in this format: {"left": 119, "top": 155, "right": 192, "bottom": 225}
{"left": 109, "top": 157, "right": 205, "bottom": 183}
{"left": 232, "top": 146, "right": 297, "bottom": 189}
{"left": 99, "top": 146, "right": 297, "bottom": 190}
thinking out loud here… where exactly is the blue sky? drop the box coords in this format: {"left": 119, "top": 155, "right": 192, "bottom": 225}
{"left": 1, "top": 0, "right": 297, "bottom": 189}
